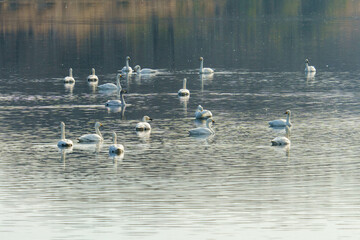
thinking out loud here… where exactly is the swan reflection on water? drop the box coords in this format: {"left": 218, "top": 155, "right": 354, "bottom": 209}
{"left": 74, "top": 142, "right": 103, "bottom": 154}
{"left": 178, "top": 95, "right": 189, "bottom": 115}
{"left": 109, "top": 151, "right": 125, "bottom": 172}
{"left": 200, "top": 73, "right": 214, "bottom": 92}
{"left": 58, "top": 146, "right": 73, "bottom": 169}
{"left": 88, "top": 81, "right": 98, "bottom": 93}
{"left": 106, "top": 105, "right": 126, "bottom": 118}
{"left": 64, "top": 82, "right": 74, "bottom": 95}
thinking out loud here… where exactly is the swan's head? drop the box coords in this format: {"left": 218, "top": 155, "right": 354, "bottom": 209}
{"left": 95, "top": 122, "right": 103, "bottom": 128}
{"left": 305, "top": 59, "right": 309, "bottom": 63}
{"left": 126, "top": 56, "right": 131, "bottom": 61}
{"left": 199, "top": 57, "right": 204, "bottom": 61}
{"left": 284, "top": 110, "right": 291, "bottom": 115}
{"left": 208, "top": 118, "right": 215, "bottom": 124}
{"left": 142, "top": 116, "right": 152, "bottom": 122}
{"left": 197, "top": 105, "right": 203, "bottom": 111}
{"left": 120, "top": 89, "right": 127, "bottom": 94}
{"left": 60, "top": 122, "right": 65, "bottom": 128}
{"left": 134, "top": 65, "right": 141, "bottom": 72}
{"left": 117, "top": 73, "right": 122, "bottom": 79}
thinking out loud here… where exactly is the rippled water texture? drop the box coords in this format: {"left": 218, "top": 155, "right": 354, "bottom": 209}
{"left": 0, "top": 1, "right": 360, "bottom": 239}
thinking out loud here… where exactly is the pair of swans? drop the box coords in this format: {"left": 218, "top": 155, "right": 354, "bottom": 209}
{"left": 121, "top": 56, "right": 157, "bottom": 74}
{"left": 57, "top": 121, "right": 103, "bottom": 145}
{"left": 58, "top": 122, "right": 124, "bottom": 155}
{"left": 64, "top": 68, "right": 99, "bottom": 83}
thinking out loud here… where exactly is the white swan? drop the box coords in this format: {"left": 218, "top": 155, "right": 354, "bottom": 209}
{"left": 57, "top": 122, "right": 73, "bottom": 147}
{"left": 121, "top": 56, "right": 133, "bottom": 73}
{"left": 133, "top": 65, "right": 157, "bottom": 74}
{"left": 199, "top": 57, "right": 214, "bottom": 74}
{"left": 178, "top": 78, "right": 190, "bottom": 96}
{"left": 78, "top": 122, "right": 103, "bottom": 143}
{"left": 98, "top": 73, "right": 122, "bottom": 91}
{"left": 271, "top": 126, "right": 291, "bottom": 146}
{"left": 109, "top": 132, "right": 124, "bottom": 155}
{"left": 105, "top": 89, "right": 126, "bottom": 107}
{"left": 189, "top": 118, "right": 215, "bottom": 136}
{"left": 87, "top": 68, "right": 99, "bottom": 82}
{"left": 305, "top": 59, "right": 316, "bottom": 72}
{"left": 64, "top": 68, "right": 75, "bottom": 83}
{"left": 135, "top": 116, "right": 152, "bottom": 131}
{"left": 195, "top": 105, "right": 213, "bottom": 119}
{"left": 269, "top": 110, "right": 292, "bottom": 127}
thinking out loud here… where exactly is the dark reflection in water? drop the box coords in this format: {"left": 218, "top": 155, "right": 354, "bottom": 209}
{"left": 1, "top": 1, "right": 360, "bottom": 240}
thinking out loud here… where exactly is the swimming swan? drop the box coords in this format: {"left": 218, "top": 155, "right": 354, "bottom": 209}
{"left": 105, "top": 89, "right": 126, "bottom": 107}
{"left": 57, "top": 122, "right": 73, "bottom": 147}
{"left": 189, "top": 118, "right": 215, "bottom": 136}
{"left": 87, "top": 68, "right": 99, "bottom": 82}
{"left": 64, "top": 68, "right": 75, "bottom": 83}
{"left": 304, "top": 59, "right": 316, "bottom": 72}
{"left": 133, "top": 65, "right": 157, "bottom": 74}
{"left": 121, "top": 56, "right": 133, "bottom": 73}
{"left": 78, "top": 122, "right": 103, "bottom": 142}
{"left": 178, "top": 78, "right": 190, "bottom": 96}
{"left": 199, "top": 57, "right": 214, "bottom": 74}
{"left": 98, "top": 74, "right": 122, "bottom": 90}
{"left": 269, "top": 110, "right": 292, "bottom": 127}
{"left": 109, "top": 132, "right": 124, "bottom": 155}
{"left": 195, "top": 105, "right": 213, "bottom": 119}
{"left": 271, "top": 126, "right": 291, "bottom": 146}
{"left": 135, "top": 116, "right": 152, "bottom": 131}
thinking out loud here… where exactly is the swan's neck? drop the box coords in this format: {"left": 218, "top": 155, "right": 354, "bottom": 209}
{"left": 117, "top": 76, "right": 122, "bottom": 90}
{"left": 126, "top": 59, "right": 130, "bottom": 68}
{"left": 200, "top": 60, "right": 204, "bottom": 72}
{"left": 286, "top": 113, "right": 291, "bottom": 124}
{"left": 183, "top": 79, "right": 187, "bottom": 89}
{"left": 305, "top": 62, "right": 309, "bottom": 69}
{"left": 120, "top": 91, "right": 126, "bottom": 105}
{"left": 92, "top": 68, "right": 95, "bottom": 75}
{"left": 69, "top": 68, "right": 73, "bottom": 77}
{"left": 142, "top": 116, "right": 147, "bottom": 122}
{"left": 61, "top": 124, "right": 65, "bottom": 139}
{"left": 96, "top": 125, "right": 103, "bottom": 138}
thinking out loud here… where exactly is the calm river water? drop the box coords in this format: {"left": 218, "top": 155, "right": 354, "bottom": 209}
{"left": 0, "top": 1, "right": 360, "bottom": 239}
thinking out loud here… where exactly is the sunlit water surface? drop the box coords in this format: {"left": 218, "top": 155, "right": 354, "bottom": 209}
{"left": 1, "top": 1, "right": 360, "bottom": 239}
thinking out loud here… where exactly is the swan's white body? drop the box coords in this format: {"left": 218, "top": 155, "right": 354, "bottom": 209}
{"left": 87, "top": 68, "right": 99, "bottom": 82}
{"left": 78, "top": 122, "right": 103, "bottom": 143}
{"left": 271, "top": 126, "right": 291, "bottom": 146}
{"left": 98, "top": 74, "right": 122, "bottom": 90}
{"left": 269, "top": 110, "right": 292, "bottom": 127}
{"left": 64, "top": 68, "right": 75, "bottom": 83}
{"left": 304, "top": 59, "right": 316, "bottom": 72}
{"left": 121, "top": 56, "right": 133, "bottom": 73}
{"left": 195, "top": 105, "right": 213, "bottom": 119}
{"left": 178, "top": 78, "right": 190, "bottom": 96}
{"left": 109, "top": 132, "right": 124, "bottom": 155}
{"left": 133, "top": 65, "right": 157, "bottom": 74}
{"left": 57, "top": 122, "right": 73, "bottom": 147}
{"left": 105, "top": 90, "right": 126, "bottom": 107}
{"left": 189, "top": 118, "right": 215, "bottom": 136}
{"left": 136, "top": 116, "right": 152, "bottom": 131}
{"left": 199, "top": 57, "right": 214, "bottom": 74}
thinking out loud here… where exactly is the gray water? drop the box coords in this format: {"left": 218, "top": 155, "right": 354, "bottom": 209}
{"left": 1, "top": 1, "right": 360, "bottom": 239}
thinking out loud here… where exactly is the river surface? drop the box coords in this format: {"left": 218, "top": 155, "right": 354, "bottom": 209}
{"left": 0, "top": 1, "right": 360, "bottom": 239}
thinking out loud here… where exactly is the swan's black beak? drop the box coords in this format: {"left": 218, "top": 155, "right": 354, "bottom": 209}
{"left": 149, "top": 118, "right": 153, "bottom": 121}
{"left": 284, "top": 111, "right": 288, "bottom": 114}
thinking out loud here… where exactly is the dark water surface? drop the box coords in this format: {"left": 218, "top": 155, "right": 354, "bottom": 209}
{"left": 0, "top": 1, "right": 360, "bottom": 239}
